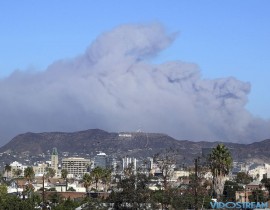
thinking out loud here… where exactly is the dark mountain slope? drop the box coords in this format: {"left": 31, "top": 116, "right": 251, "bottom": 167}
{"left": 0, "top": 129, "right": 269, "bottom": 164}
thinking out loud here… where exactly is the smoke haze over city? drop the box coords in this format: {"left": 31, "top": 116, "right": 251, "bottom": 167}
{"left": 0, "top": 23, "right": 269, "bottom": 145}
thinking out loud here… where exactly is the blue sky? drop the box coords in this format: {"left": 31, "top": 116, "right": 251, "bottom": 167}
{"left": 1, "top": 0, "right": 269, "bottom": 119}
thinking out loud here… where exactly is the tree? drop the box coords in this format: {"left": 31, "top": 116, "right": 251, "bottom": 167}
{"left": 169, "top": 187, "right": 211, "bottom": 210}
{"left": 24, "top": 183, "right": 35, "bottom": 197}
{"left": 223, "top": 180, "right": 242, "bottom": 202}
{"left": 154, "top": 149, "right": 176, "bottom": 190}
{"left": 83, "top": 173, "right": 92, "bottom": 193}
{"left": 24, "top": 166, "right": 35, "bottom": 199}
{"left": 4, "top": 164, "right": 11, "bottom": 178}
{"left": 151, "top": 149, "right": 178, "bottom": 209}
{"left": 24, "top": 166, "right": 35, "bottom": 182}
{"left": 102, "top": 169, "right": 112, "bottom": 192}
{"left": 48, "top": 191, "right": 63, "bottom": 206}
{"left": 152, "top": 189, "right": 173, "bottom": 210}
{"left": 13, "top": 168, "right": 22, "bottom": 178}
{"left": 0, "top": 184, "right": 7, "bottom": 197}
{"left": 261, "top": 177, "right": 270, "bottom": 196}
{"left": 61, "top": 169, "right": 68, "bottom": 179}
{"left": 208, "top": 144, "right": 233, "bottom": 200}
{"left": 249, "top": 189, "right": 267, "bottom": 202}
{"left": 45, "top": 167, "right": 56, "bottom": 178}
{"left": 0, "top": 193, "right": 36, "bottom": 209}
{"left": 13, "top": 168, "right": 23, "bottom": 194}
{"left": 235, "top": 172, "right": 253, "bottom": 184}
{"left": 109, "top": 173, "right": 152, "bottom": 209}
{"left": 53, "top": 197, "right": 80, "bottom": 210}
{"left": 0, "top": 184, "right": 40, "bottom": 209}
{"left": 61, "top": 169, "right": 68, "bottom": 191}
{"left": 91, "top": 167, "right": 104, "bottom": 191}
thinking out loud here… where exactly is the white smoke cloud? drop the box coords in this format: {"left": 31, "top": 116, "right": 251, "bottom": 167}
{"left": 0, "top": 23, "right": 269, "bottom": 145}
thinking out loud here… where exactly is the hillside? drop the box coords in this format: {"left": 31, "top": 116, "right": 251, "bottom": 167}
{"left": 0, "top": 129, "right": 270, "bottom": 164}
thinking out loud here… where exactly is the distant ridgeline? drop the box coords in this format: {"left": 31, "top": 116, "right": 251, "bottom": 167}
{"left": 1, "top": 129, "right": 270, "bottom": 165}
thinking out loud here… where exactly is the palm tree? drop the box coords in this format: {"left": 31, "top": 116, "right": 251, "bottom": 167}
{"left": 45, "top": 167, "right": 56, "bottom": 178}
{"left": 208, "top": 144, "right": 233, "bottom": 200}
{"left": 102, "top": 169, "right": 112, "bottom": 192}
{"left": 24, "top": 166, "right": 35, "bottom": 182}
{"left": 4, "top": 164, "right": 11, "bottom": 179}
{"left": 61, "top": 169, "right": 68, "bottom": 191}
{"left": 83, "top": 173, "right": 92, "bottom": 193}
{"left": 23, "top": 167, "right": 35, "bottom": 199}
{"left": 91, "top": 167, "right": 104, "bottom": 191}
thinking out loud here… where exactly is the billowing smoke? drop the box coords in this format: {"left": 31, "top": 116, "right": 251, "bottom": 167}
{"left": 0, "top": 23, "right": 269, "bottom": 145}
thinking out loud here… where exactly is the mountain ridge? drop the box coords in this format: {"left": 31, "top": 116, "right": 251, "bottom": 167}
{"left": 1, "top": 129, "right": 270, "bottom": 165}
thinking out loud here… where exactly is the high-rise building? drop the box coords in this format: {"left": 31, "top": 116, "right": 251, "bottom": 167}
{"left": 62, "top": 157, "right": 91, "bottom": 178}
{"left": 94, "top": 152, "right": 107, "bottom": 168}
{"left": 122, "top": 156, "right": 137, "bottom": 171}
{"left": 51, "top": 147, "right": 59, "bottom": 176}
{"left": 107, "top": 156, "right": 117, "bottom": 171}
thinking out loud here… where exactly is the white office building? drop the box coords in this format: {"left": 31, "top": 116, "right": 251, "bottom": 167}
{"left": 62, "top": 157, "right": 91, "bottom": 178}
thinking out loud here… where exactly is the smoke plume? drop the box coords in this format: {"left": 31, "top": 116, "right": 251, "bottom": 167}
{"left": 0, "top": 23, "right": 269, "bottom": 145}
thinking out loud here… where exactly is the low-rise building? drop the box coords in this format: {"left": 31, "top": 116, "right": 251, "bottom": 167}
{"left": 10, "top": 161, "right": 27, "bottom": 178}
{"left": 248, "top": 164, "right": 270, "bottom": 181}
{"left": 172, "top": 170, "right": 190, "bottom": 181}
{"left": 33, "top": 163, "right": 48, "bottom": 177}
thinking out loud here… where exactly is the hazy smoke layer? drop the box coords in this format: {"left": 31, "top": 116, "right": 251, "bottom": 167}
{"left": 0, "top": 23, "right": 269, "bottom": 145}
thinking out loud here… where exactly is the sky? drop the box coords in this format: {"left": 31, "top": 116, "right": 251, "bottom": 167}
{"left": 0, "top": 1, "right": 269, "bottom": 145}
